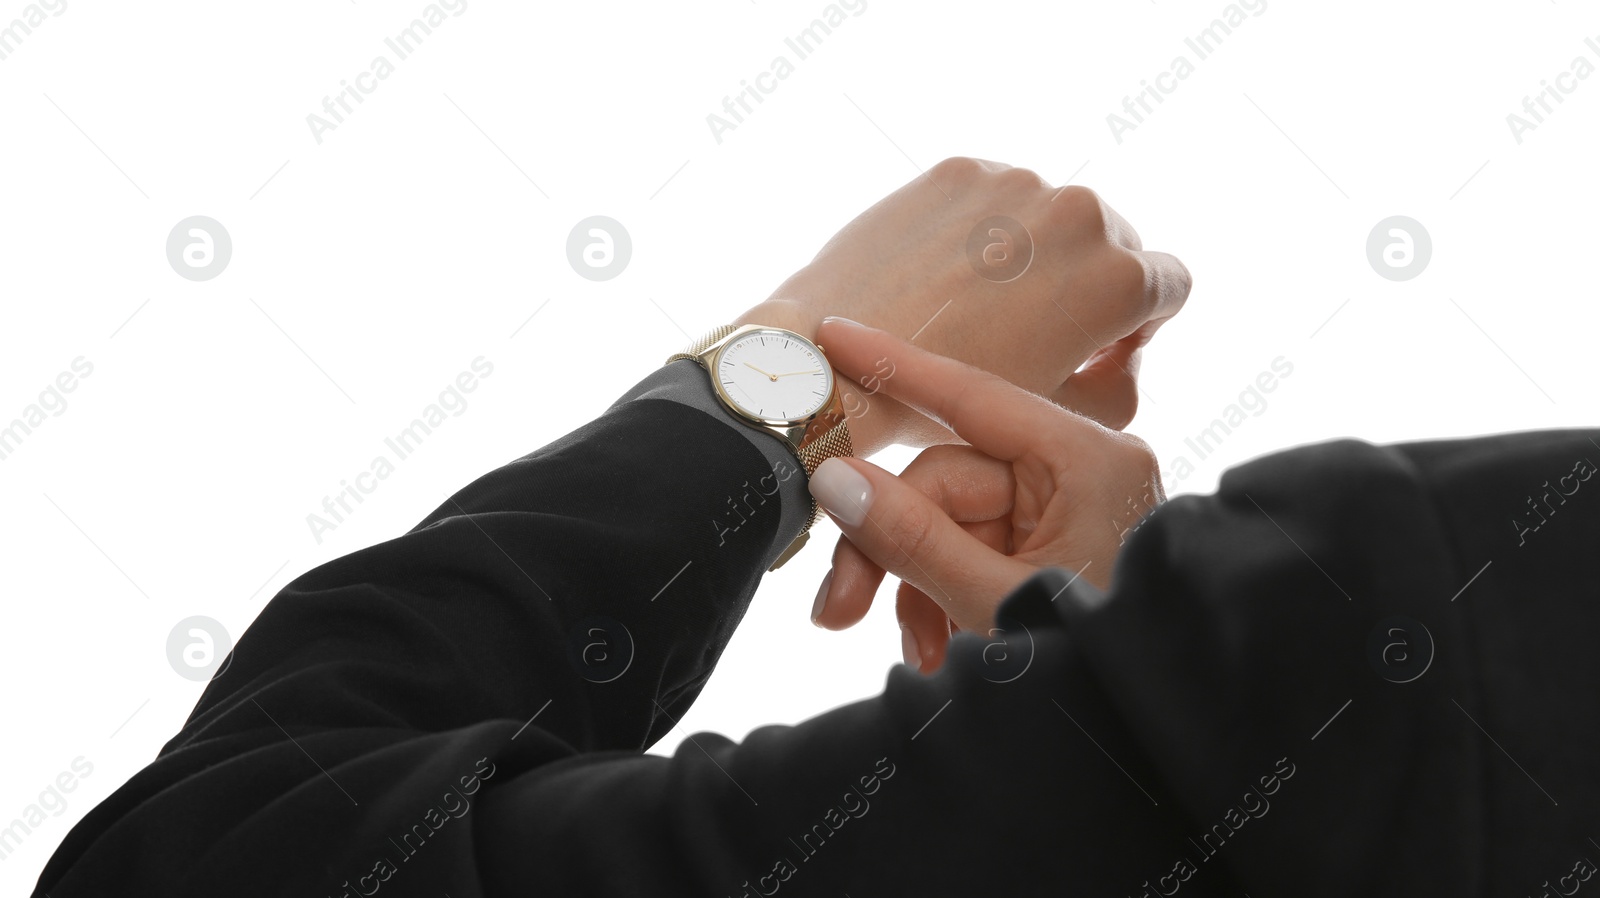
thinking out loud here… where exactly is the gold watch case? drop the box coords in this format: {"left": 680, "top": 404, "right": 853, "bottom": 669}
{"left": 687, "top": 324, "right": 846, "bottom": 455}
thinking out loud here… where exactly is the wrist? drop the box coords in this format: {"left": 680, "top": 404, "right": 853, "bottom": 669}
{"left": 730, "top": 299, "right": 822, "bottom": 340}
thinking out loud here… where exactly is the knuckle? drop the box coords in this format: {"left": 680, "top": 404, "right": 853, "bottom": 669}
{"left": 1119, "top": 220, "right": 1144, "bottom": 252}
{"left": 1044, "top": 184, "right": 1107, "bottom": 233}
{"left": 930, "top": 156, "right": 984, "bottom": 183}
{"left": 904, "top": 443, "right": 988, "bottom": 508}
{"left": 1098, "top": 389, "right": 1140, "bottom": 433}
{"left": 1115, "top": 433, "right": 1160, "bottom": 477}
{"left": 902, "top": 445, "right": 961, "bottom": 495}
{"left": 1109, "top": 250, "right": 1152, "bottom": 304}
{"left": 883, "top": 499, "right": 939, "bottom": 572}
{"left": 1165, "top": 254, "right": 1195, "bottom": 300}
{"left": 1143, "top": 256, "right": 1191, "bottom": 313}
{"left": 1041, "top": 437, "right": 1079, "bottom": 474}
{"left": 995, "top": 164, "right": 1047, "bottom": 192}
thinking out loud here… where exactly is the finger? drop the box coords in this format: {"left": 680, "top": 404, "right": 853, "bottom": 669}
{"left": 1055, "top": 341, "right": 1143, "bottom": 431}
{"left": 899, "top": 444, "right": 1017, "bottom": 522}
{"left": 812, "top": 534, "right": 883, "bottom": 630}
{"left": 818, "top": 317, "right": 1102, "bottom": 463}
{"left": 1134, "top": 249, "right": 1193, "bottom": 328}
{"left": 903, "top": 516, "right": 1013, "bottom": 672}
{"left": 961, "top": 516, "right": 1013, "bottom": 555}
{"left": 816, "top": 446, "right": 1013, "bottom": 630}
{"left": 896, "top": 580, "right": 951, "bottom": 673}
{"left": 809, "top": 456, "right": 1034, "bottom": 634}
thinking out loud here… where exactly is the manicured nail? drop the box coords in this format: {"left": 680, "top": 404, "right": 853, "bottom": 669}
{"left": 810, "top": 458, "right": 872, "bottom": 527}
{"left": 900, "top": 625, "right": 921, "bottom": 671}
{"left": 810, "top": 570, "right": 833, "bottom": 626}
{"left": 820, "top": 315, "right": 865, "bottom": 328}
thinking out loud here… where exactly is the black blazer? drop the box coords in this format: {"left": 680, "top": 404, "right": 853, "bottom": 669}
{"left": 32, "top": 378, "right": 1600, "bottom": 897}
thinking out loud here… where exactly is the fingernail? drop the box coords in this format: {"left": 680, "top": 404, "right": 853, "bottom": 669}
{"left": 810, "top": 458, "right": 872, "bottom": 527}
{"left": 810, "top": 570, "right": 833, "bottom": 626}
{"left": 900, "top": 625, "right": 921, "bottom": 671}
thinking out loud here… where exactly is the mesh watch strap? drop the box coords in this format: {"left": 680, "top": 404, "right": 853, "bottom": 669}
{"left": 666, "top": 325, "right": 739, "bottom": 365}
{"left": 795, "top": 416, "right": 853, "bottom": 528}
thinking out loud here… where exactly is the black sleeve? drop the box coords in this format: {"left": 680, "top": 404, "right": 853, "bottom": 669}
{"left": 31, "top": 354, "right": 1600, "bottom": 897}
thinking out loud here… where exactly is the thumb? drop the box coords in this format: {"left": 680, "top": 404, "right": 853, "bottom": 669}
{"left": 807, "top": 457, "right": 1032, "bottom": 633}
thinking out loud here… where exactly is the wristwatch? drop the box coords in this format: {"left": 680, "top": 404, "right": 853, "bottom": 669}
{"left": 666, "top": 323, "right": 854, "bottom": 571}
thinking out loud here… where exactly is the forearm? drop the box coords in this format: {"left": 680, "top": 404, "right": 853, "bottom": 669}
{"left": 35, "top": 375, "right": 812, "bottom": 895}
{"left": 210, "top": 394, "right": 801, "bottom": 749}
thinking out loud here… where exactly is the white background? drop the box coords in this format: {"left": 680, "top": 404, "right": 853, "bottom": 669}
{"left": 2, "top": 0, "right": 1596, "bottom": 889}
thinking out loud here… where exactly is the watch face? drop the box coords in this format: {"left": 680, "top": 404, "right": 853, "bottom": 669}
{"left": 714, "top": 328, "right": 833, "bottom": 423}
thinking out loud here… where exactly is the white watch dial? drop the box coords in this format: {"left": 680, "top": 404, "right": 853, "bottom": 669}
{"left": 715, "top": 329, "right": 833, "bottom": 422}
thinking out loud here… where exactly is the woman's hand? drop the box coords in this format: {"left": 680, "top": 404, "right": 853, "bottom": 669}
{"left": 732, "top": 156, "right": 1191, "bottom": 457}
{"left": 804, "top": 317, "right": 1164, "bottom": 672}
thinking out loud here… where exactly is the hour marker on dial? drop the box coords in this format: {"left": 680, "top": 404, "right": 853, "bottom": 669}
{"left": 715, "top": 329, "right": 833, "bottom": 422}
